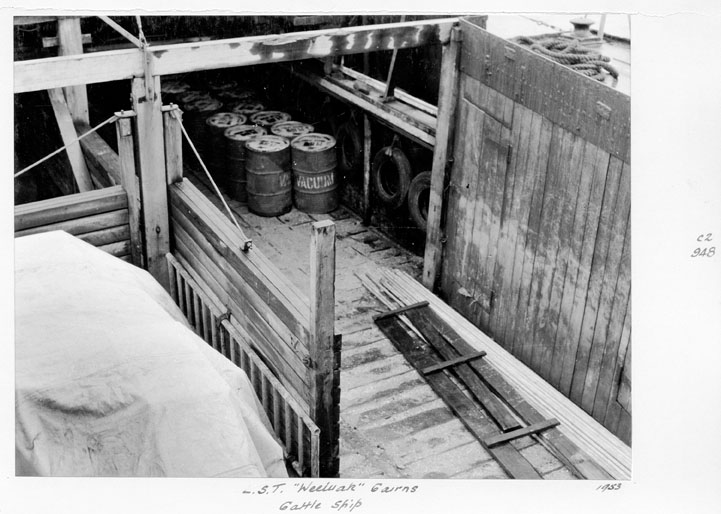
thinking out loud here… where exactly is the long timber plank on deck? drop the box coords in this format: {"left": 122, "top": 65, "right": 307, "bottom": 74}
{"left": 182, "top": 168, "right": 585, "bottom": 479}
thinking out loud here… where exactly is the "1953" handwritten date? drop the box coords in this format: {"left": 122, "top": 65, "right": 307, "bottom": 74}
{"left": 596, "top": 483, "right": 622, "bottom": 492}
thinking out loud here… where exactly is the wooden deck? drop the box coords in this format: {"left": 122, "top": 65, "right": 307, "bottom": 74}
{"left": 186, "top": 169, "right": 578, "bottom": 479}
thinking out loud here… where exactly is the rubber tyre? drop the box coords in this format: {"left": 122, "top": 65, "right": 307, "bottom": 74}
{"left": 335, "top": 119, "right": 363, "bottom": 176}
{"left": 408, "top": 171, "right": 432, "bottom": 231}
{"left": 371, "top": 146, "right": 412, "bottom": 210}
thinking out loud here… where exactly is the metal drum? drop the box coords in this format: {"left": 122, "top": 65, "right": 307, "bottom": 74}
{"left": 232, "top": 101, "right": 265, "bottom": 117}
{"left": 205, "top": 112, "right": 247, "bottom": 187}
{"left": 208, "top": 78, "right": 238, "bottom": 95}
{"left": 250, "top": 110, "right": 291, "bottom": 129}
{"left": 182, "top": 97, "right": 222, "bottom": 159}
{"left": 224, "top": 124, "right": 267, "bottom": 204}
{"left": 271, "top": 120, "right": 315, "bottom": 142}
{"left": 218, "top": 88, "right": 256, "bottom": 108}
{"left": 160, "top": 79, "right": 191, "bottom": 105}
{"left": 290, "top": 133, "right": 339, "bottom": 214}
{"left": 245, "top": 135, "right": 292, "bottom": 217}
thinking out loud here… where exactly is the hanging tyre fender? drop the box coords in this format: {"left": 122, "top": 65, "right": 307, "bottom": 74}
{"left": 371, "top": 146, "right": 412, "bottom": 209}
{"left": 335, "top": 118, "right": 363, "bottom": 176}
{"left": 407, "top": 171, "right": 432, "bottom": 231}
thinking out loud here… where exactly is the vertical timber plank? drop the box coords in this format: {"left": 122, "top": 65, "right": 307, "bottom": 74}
{"left": 163, "top": 106, "right": 184, "bottom": 185}
{"left": 549, "top": 141, "right": 600, "bottom": 389}
{"left": 557, "top": 148, "right": 611, "bottom": 396}
{"left": 592, "top": 210, "right": 631, "bottom": 422}
{"left": 423, "top": 26, "right": 461, "bottom": 290}
{"left": 57, "top": 17, "right": 89, "bottom": 125}
{"left": 309, "top": 220, "right": 339, "bottom": 477}
{"left": 569, "top": 156, "right": 624, "bottom": 405}
{"left": 581, "top": 160, "right": 631, "bottom": 413}
{"left": 116, "top": 116, "right": 143, "bottom": 267}
{"left": 362, "top": 114, "right": 372, "bottom": 225}
{"left": 531, "top": 130, "right": 585, "bottom": 380}
{"left": 47, "top": 88, "right": 94, "bottom": 192}
{"left": 493, "top": 102, "right": 532, "bottom": 343}
{"left": 132, "top": 76, "right": 170, "bottom": 289}
{"left": 439, "top": 94, "right": 471, "bottom": 298}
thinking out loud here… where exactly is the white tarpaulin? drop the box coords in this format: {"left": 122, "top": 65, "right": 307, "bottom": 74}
{"left": 15, "top": 231, "right": 288, "bottom": 478}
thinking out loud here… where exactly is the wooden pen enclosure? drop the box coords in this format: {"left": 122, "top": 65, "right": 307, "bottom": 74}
{"left": 432, "top": 19, "right": 631, "bottom": 443}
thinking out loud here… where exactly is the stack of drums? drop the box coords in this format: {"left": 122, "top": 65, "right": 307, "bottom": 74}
{"left": 290, "top": 133, "right": 339, "bottom": 214}
{"left": 182, "top": 96, "right": 222, "bottom": 159}
{"left": 224, "top": 124, "right": 267, "bottom": 204}
{"left": 219, "top": 88, "right": 256, "bottom": 108}
{"left": 205, "top": 112, "right": 247, "bottom": 187}
{"left": 160, "top": 79, "right": 191, "bottom": 105}
{"left": 271, "top": 120, "right": 315, "bottom": 142}
{"left": 245, "top": 135, "right": 292, "bottom": 217}
{"left": 233, "top": 101, "right": 266, "bottom": 117}
{"left": 250, "top": 110, "right": 292, "bottom": 129}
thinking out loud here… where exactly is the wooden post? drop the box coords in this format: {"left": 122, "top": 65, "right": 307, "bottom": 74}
{"left": 163, "top": 105, "right": 183, "bottom": 185}
{"left": 47, "top": 88, "right": 93, "bottom": 192}
{"left": 115, "top": 116, "right": 143, "bottom": 267}
{"left": 309, "top": 220, "right": 339, "bottom": 477}
{"left": 362, "top": 114, "right": 372, "bottom": 225}
{"left": 57, "top": 17, "right": 89, "bottom": 125}
{"left": 422, "top": 26, "right": 462, "bottom": 290}
{"left": 132, "top": 76, "right": 170, "bottom": 289}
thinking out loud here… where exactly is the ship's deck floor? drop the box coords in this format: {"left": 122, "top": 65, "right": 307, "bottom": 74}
{"left": 187, "top": 169, "right": 579, "bottom": 479}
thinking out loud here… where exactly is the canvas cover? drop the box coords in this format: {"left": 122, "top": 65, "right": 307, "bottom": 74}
{"left": 15, "top": 231, "right": 287, "bottom": 478}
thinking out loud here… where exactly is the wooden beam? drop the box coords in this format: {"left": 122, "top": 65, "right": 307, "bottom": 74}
{"left": 47, "top": 88, "right": 93, "bottom": 192}
{"left": 14, "top": 185, "right": 126, "bottom": 232}
{"left": 14, "top": 16, "right": 57, "bottom": 26}
{"left": 484, "top": 419, "right": 561, "bottom": 448}
{"left": 292, "top": 66, "right": 436, "bottom": 148}
{"left": 42, "top": 34, "right": 92, "bottom": 48}
{"left": 422, "top": 26, "right": 462, "bottom": 290}
{"left": 116, "top": 117, "right": 143, "bottom": 267}
{"left": 132, "top": 77, "right": 169, "bottom": 287}
{"left": 98, "top": 15, "right": 143, "bottom": 48}
{"left": 14, "top": 18, "right": 457, "bottom": 93}
{"left": 14, "top": 49, "right": 142, "bottom": 93}
{"left": 149, "top": 18, "right": 456, "bottom": 76}
{"left": 76, "top": 123, "right": 121, "bottom": 186}
{"left": 309, "top": 220, "right": 339, "bottom": 477}
{"left": 382, "top": 15, "right": 406, "bottom": 101}
{"left": 362, "top": 114, "right": 372, "bottom": 225}
{"left": 57, "top": 17, "right": 89, "bottom": 125}
{"left": 163, "top": 106, "right": 183, "bottom": 185}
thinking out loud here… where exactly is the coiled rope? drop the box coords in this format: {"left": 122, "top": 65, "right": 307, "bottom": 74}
{"left": 14, "top": 114, "right": 119, "bottom": 179}
{"left": 512, "top": 35, "right": 619, "bottom": 83}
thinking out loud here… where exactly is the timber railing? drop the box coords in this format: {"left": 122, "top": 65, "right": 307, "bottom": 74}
{"left": 163, "top": 106, "right": 340, "bottom": 477}
{"left": 168, "top": 180, "right": 341, "bottom": 477}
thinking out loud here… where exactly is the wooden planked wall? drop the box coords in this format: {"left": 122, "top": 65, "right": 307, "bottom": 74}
{"left": 14, "top": 185, "right": 133, "bottom": 262}
{"left": 439, "top": 19, "right": 631, "bottom": 444}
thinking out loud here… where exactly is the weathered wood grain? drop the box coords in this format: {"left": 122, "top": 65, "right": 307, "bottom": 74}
{"left": 423, "top": 26, "right": 461, "bottom": 290}
{"left": 14, "top": 185, "right": 126, "bottom": 231}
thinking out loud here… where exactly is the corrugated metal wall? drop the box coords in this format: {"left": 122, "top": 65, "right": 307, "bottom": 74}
{"left": 440, "top": 19, "right": 631, "bottom": 443}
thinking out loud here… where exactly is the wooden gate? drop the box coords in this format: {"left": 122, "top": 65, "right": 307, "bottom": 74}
{"left": 438, "top": 18, "right": 631, "bottom": 444}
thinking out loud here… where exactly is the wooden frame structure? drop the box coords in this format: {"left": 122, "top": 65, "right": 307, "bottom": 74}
{"left": 14, "top": 16, "right": 462, "bottom": 476}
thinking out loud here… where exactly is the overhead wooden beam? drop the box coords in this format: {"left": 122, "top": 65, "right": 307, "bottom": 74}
{"left": 47, "top": 88, "right": 93, "bottom": 192}
{"left": 14, "top": 16, "right": 57, "bottom": 26}
{"left": 132, "top": 76, "right": 169, "bottom": 288}
{"left": 422, "top": 27, "right": 462, "bottom": 290}
{"left": 292, "top": 65, "right": 436, "bottom": 149}
{"left": 57, "top": 17, "right": 90, "bottom": 125}
{"left": 14, "top": 49, "right": 141, "bottom": 94}
{"left": 15, "top": 18, "right": 457, "bottom": 93}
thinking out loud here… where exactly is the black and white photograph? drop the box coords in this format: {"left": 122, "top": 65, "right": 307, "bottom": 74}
{"left": 3, "top": 3, "right": 720, "bottom": 514}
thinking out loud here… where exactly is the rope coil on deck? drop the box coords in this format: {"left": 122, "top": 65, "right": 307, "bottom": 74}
{"left": 512, "top": 35, "right": 619, "bottom": 83}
